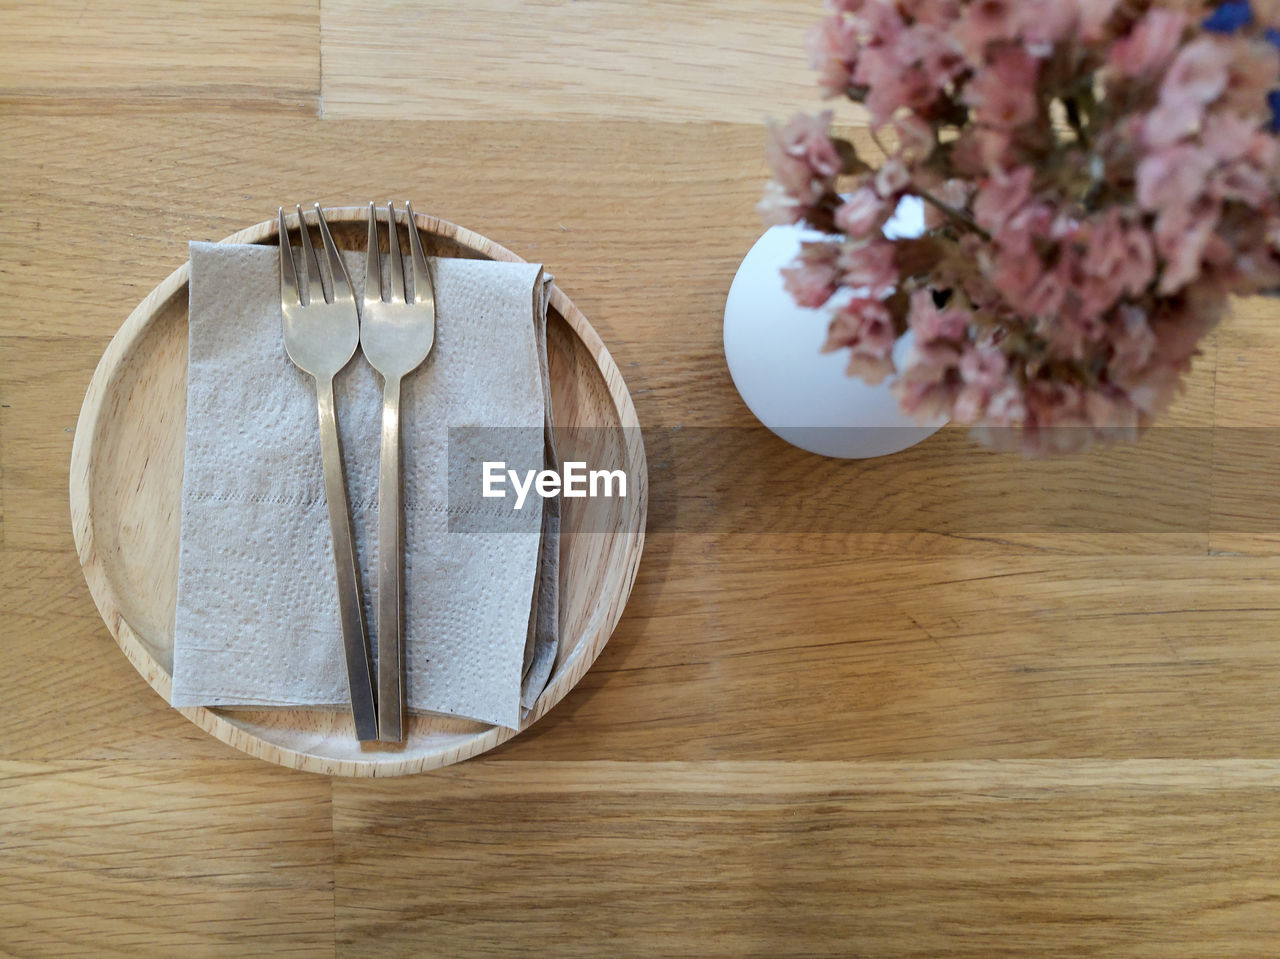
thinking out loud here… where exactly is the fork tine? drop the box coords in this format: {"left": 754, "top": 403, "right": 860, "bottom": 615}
{"left": 278, "top": 207, "right": 300, "bottom": 307}
{"left": 386, "top": 202, "right": 406, "bottom": 304}
{"left": 315, "top": 204, "right": 354, "bottom": 304}
{"left": 295, "top": 204, "right": 325, "bottom": 305}
{"left": 404, "top": 201, "right": 435, "bottom": 307}
{"left": 365, "top": 201, "right": 382, "bottom": 304}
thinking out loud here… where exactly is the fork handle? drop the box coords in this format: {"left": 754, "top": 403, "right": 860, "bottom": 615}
{"left": 376, "top": 376, "right": 405, "bottom": 742}
{"left": 316, "top": 376, "right": 378, "bottom": 742}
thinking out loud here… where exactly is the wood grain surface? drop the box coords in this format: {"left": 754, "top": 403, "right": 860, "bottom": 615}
{"left": 3, "top": 2, "right": 1280, "bottom": 956}
{"left": 320, "top": 0, "right": 824, "bottom": 122}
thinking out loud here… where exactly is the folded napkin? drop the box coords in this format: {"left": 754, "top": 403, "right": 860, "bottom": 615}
{"left": 171, "top": 240, "right": 559, "bottom": 730}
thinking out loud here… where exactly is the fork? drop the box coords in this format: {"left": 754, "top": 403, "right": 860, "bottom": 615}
{"left": 279, "top": 203, "right": 379, "bottom": 742}
{"left": 362, "top": 201, "right": 437, "bottom": 742}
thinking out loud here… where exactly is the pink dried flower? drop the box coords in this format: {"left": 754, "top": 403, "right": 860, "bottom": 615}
{"left": 1203, "top": 110, "right": 1264, "bottom": 162}
{"left": 835, "top": 186, "right": 889, "bottom": 236}
{"left": 990, "top": 243, "right": 1042, "bottom": 306}
{"left": 1150, "top": 296, "right": 1220, "bottom": 367}
{"left": 907, "top": 289, "right": 971, "bottom": 343}
{"left": 962, "top": 45, "right": 1039, "bottom": 129}
{"left": 782, "top": 242, "right": 842, "bottom": 308}
{"left": 902, "top": 0, "right": 961, "bottom": 20}
{"left": 1084, "top": 392, "right": 1142, "bottom": 443}
{"left": 806, "top": 15, "right": 860, "bottom": 98}
{"left": 893, "top": 341, "right": 962, "bottom": 420}
{"left": 761, "top": 0, "right": 1280, "bottom": 455}
{"left": 1076, "top": 0, "right": 1120, "bottom": 42}
{"left": 897, "top": 20, "right": 966, "bottom": 91}
{"left": 1210, "top": 158, "right": 1273, "bottom": 205}
{"left": 973, "top": 166, "right": 1033, "bottom": 233}
{"left": 822, "top": 297, "right": 891, "bottom": 352}
{"left": 757, "top": 181, "right": 804, "bottom": 227}
{"left": 989, "top": 203, "right": 1054, "bottom": 312}
{"left": 1025, "top": 268, "right": 1067, "bottom": 321}
{"left": 1109, "top": 9, "right": 1187, "bottom": 76}
{"left": 1082, "top": 210, "right": 1156, "bottom": 309}
{"left": 857, "top": 52, "right": 938, "bottom": 123}
{"left": 853, "top": 49, "right": 904, "bottom": 124}
{"left": 838, "top": 353, "right": 892, "bottom": 384}
{"left": 955, "top": 0, "right": 1020, "bottom": 62}
{"left": 1155, "top": 200, "right": 1220, "bottom": 294}
{"left": 924, "top": 179, "right": 974, "bottom": 230}
{"left": 1142, "top": 96, "right": 1203, "bottom": 147}
{"left": 954, "top": 342, "right": 1008, "bottom": 422}
{"left": 894, "top": 114, "right": 936, "bottom": 162}
{"left": 1136, "top": 143, "right": 1214, "bottom": 212}
{"left": 972, "top": 127, "right": 1016, "bottom": 171}
{"left": 851, "top": 9, "right": 965, "bottom": 123}
{"left": 823, "top": 298, "right": 897, "bottom": 384}
{"left": 1017, "top": 0, "right": 1079, "bottom": 56}
{"left": 1160, "top": 38, "right": 1232, "bottom": 107}
{"left": 1109, "top": 305, "right": 1158, "bottom": 382}
{"left": 1221, "top": 40, "right": 1280, "bottom": 114}
{"left": 845, "top": 352, "right": 898, "bottom": 384}
{"left": 837, "top": 238, "right": 898, "bottom": 298}
{"left": 874, "top": 157, "right": 911, "bottom": 197}
{"left": 1023, "top": 381, "right": 1088, "bottom": 429}
{"left": 982, "top": 383, "right": 1028, "bottom": 427}
{"left": 857, "top": 0, "right": 906, "bottom": 44}
{"left": 765, "top": 110, "right": 842, "bottom": 205}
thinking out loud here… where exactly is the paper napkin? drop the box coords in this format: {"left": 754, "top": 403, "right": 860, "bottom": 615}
{"left": 171, "top": 240, "right": 558, "bottom": 730}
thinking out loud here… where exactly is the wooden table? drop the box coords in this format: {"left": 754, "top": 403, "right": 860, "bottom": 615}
{"left": 3, "top": 2, "right": 1280, "bottom": 956}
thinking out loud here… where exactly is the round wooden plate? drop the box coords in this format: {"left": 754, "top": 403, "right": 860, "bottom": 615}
{"left": 69, "top": 209, "right": 647, "bottom": 776}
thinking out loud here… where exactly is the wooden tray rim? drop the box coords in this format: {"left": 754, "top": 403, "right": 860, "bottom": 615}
{"left": 68, "top": 209, "right": 647, "bottom": 777}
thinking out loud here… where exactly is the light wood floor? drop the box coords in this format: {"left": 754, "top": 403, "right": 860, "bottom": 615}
{"left": 3, "top": 2, "right": 1279, "bottom": 956}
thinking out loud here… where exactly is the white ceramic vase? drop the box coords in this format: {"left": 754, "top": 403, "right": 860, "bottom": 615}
{"left": 723, "top": 197, "right": 945, "bottom": 459}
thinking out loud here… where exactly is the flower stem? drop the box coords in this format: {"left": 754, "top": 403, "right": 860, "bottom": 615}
{"left": 919, "top": 192, "right": 993, "bottom": 242}
{"left": 869, "top": 127, "right": 992, "bottom": 242}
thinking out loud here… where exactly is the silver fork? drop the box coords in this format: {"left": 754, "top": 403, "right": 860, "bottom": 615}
{"left": 362, "top": 201, "right": 436, "bottom": 742}
{"left": 279, "top": 203, "right": 379, "bottom": 742}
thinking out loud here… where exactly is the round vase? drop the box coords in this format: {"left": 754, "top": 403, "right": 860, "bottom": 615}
{"left": 723, "top": 198, "right": 945, "bottom": 459}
